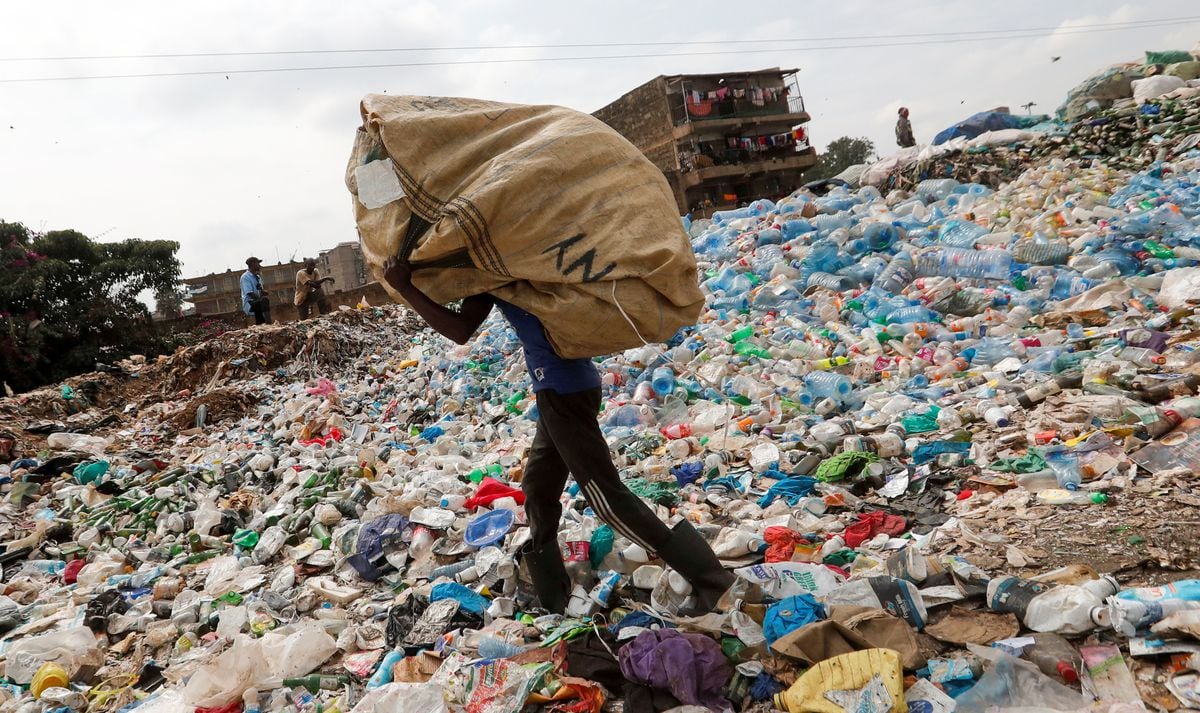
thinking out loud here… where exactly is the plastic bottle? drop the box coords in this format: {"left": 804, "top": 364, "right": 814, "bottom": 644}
{"left": 873, "top": 251, "right": 916, "bottom": 294}
{"left": 1013, "top": 239, "right": 1072, "bottom": 266}
{"left": 938, "top": 219, "right": 990, "bottom": 248}
{"left": 364, "top": 648, "right": 403, "bottom": 686}
{"left": 886, "top": 305, "right": 934, "bottom": 325}
{"left": 651, "top": 367, "right": 676, "bottom": 396}
{"left": 1045, "top": 450, "right": 1082, "bottom": 491}
{"left": 1022, "top": 633, "right": 1081, "bottom": 684}
{"left": 916, "top": 248, "right": 1015, "bottom": 280}
{"left": 983, "top": 406, "right": 1012, "bottom": 428}
{"left": 1015, "top": 470, "right": 1058, "bottom": 493}
{"left": 284, "top": 675, "right": 350, "bottom": 693}
{"left": 252, "top": 526, "right": 286, "bottom": 564}
{"left": 477, "top": 636, "right": 527, "bottom": 660}
{"left": 807, "top": 419, "right": 855, "bottom": 445}
{"left": 243, "top": 689, "right": 261, "bottom": 713}
{"left": 1036, "top": 489, "right": 1109, "bottom": 506}
{"left": 806, "top": 272, "right": 852, "bottom": 291}
{"left": 468, "top": 463, "right": 503, "bottom": 483}
{"left": 803, "top": 372, "right": 851, "bottom": 400}
{"left": 1118, "top": 346, "right": 1165, "bottom": 368}
{"left": 986, "top": 575, "right": 1118, "bottom": 634}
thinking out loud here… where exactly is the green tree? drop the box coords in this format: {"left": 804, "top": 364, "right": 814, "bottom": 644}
{"left": 808, "top": 136, "right": 876, "bottom": 181}
{"left": 154, "top": 286, "right": 185, "bottom": 320}
{"left": 0, "top": 221, "right": 181, "bottom": 393}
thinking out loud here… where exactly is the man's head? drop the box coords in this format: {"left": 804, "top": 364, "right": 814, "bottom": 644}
{"left": 898, "top": 107, "right": 910, "bottom": 118}
{"left": 246, "top": 256, "right": 263, "bottom": 274}
{"left": 304, "top": 258, "right": 316, "bottom": 272}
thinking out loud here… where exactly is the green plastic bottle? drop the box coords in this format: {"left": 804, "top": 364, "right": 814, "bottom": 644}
{"left": 283, "top": 675, "right": 349, "bottom": 693}
{"left": 468, "top": 463, "right": 503, "bottom": 483}
{"left": 726, "top": 325, "right": 754, "bottom": 343}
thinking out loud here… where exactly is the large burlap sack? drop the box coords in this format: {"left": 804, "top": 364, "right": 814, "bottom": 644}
{"left": 345, "top": 95, "right": 704, "bottom": 359}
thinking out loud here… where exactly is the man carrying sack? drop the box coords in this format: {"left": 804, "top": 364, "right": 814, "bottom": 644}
{"left": 348, "top": 94, "right": 733, "bottom": 614}
{"left": 381, "top": 258, "right": 733, "bottom": 615}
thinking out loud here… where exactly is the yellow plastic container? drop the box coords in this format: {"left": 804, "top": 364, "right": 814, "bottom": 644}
{"left": 774, "top": 648, "right": 903, "bottom": 713}
{"left": 30, "top": 662, "right": 69, "bottom": 698}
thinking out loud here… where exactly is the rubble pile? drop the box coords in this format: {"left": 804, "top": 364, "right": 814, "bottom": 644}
{"left": 6, "top": 52, "right": 1200, "bottom": 713}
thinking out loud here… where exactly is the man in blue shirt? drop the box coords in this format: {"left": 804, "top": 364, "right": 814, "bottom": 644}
{"left": 383, "top": 258, "right": 733, "bottom": 615}
{"left": 240, "top": 257, "right": 271, "bottom": 325}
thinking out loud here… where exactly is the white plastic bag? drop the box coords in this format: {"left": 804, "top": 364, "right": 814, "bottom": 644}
{"left": 75, "top": 552, "right": 126, "bottom": 587}
{"left": 349, "top": 682, "right": 449, "bottom": 713}
{"left": 182, "top": 625, "right": 336, "bottom": 707}
{"left": 182, "top": 635, "right": 269, "bottom": 708}
{"left": 1159, "top": 267, "right": 1200, "bottom": 308}
{"left": 258, "top": 623, "right": 338, "bottom": 687}
{"left": 1132, "top": 75, "right": 1187, "bottom": 104}
{"left": 45, "top": 433, "right": 110, "bottom": 455}
{"left": 3, "top": 627, "right": 103, "bottom": 684}
{"left": 733, "top": 562, "right": 845, "bottom": 599}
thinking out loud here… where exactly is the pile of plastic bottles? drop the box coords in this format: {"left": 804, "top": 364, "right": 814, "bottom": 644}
{"left": 5, "top": 149, "right": 1200, "bottom": 711}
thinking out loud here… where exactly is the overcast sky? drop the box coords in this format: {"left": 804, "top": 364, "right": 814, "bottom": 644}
{"left": 2, "top": 1, "right": 1197, "bottom": 281}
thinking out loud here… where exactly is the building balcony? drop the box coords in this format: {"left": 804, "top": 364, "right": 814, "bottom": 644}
{"left": 672, "top": 104, "right": 810, "bottom": 138}
{"left": 679, "top": 148, "right": 817, "bottom": 189}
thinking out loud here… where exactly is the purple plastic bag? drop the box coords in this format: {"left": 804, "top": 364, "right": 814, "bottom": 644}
{"left": 618, "top": 628, "right": 732, "bottom": 711}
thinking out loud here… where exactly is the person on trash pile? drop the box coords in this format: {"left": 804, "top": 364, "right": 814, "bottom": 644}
{"left": 382, "top": 258, "right": 734, "bottom": 615}
{"left": 896, "top": 106, "right": 916, "bottom": 148}
{"left": 295, "top": 258, "right": 334, "bottom": 319}
{"left": 240, "top": 256, "right": 272, "bottom": 325}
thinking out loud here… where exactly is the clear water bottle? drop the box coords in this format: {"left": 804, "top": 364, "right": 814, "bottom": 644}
{"left": 916, "top": 178, "right": 960, "bottom": 202}
{"left": 886, "top": 305, "right": 935, "bottom": 324}
{"left": 651, "top": 366, "right": 676, "bottom": 396}
{"left": 872, "top": 252, "right": 915, "bottom": 295}
{"left": 916, "top": 248, "right": 1014, "bottom": 280}
{"left": 804, "top": 372, "right": 852, "bottom": 400}
{"left": 806, "top": 272, "right": 851, "bottom": 291}
{"left": 477, "top": 636, "right": 526, "bottom": 660}
{"left": 753, "top": 244, "right": 785, "bottom": 277}
{"left": 938, "top": 220, "right": 990, "bottom": 249}
{"left": 1012, "top": 238, "right": 1071, "bottom": 265}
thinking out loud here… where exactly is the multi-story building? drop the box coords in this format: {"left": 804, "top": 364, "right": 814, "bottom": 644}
{"left": 317, "top": 241, "right": 370, "bottom": 293}
{"left": 593, "top": 67, "right": 817, "bottom": 215}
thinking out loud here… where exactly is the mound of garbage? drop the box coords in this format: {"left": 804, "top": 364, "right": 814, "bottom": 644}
{"left": 7, "top": 51, "right": 1200, "bottom": 713}
{"left": 857, "top": 46, "right": 1200, "bottom": 195}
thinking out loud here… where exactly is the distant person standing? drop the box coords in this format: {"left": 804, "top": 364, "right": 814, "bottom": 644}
{"left": 240, "top": 257, "right": 272, "bottom": 325}
{"left": 896, "top": 107, "right": 916, "bottom": 148}
{"left": 294, "top": 258, "right": 334, "bottom": 319}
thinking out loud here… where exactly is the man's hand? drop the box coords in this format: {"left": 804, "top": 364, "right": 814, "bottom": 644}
{"left": 383, "top": 256, "right": 413, "bottom": 295}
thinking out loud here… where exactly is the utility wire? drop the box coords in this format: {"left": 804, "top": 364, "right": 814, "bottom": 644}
{"left": 1, "top": 15, "right": 1193, "bottom": 62}
{"left": 1, "top": 19, "right": 1194, "bottom": 85}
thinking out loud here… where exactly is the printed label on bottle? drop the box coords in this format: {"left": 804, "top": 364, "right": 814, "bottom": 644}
{"left": 867, "top": 576, "right": 925, "bottom": 629}
{"left": 989, "top": 577, "right": 1054, "bottom": 618}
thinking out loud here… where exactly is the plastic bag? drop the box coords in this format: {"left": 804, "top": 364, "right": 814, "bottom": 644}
{"left": 955, "top": 648, "right": 1089, "bottom": 713}
{"left": 1132, "top": 75, "right": 1186, "bottom": 104}
{"left": 183, "top": 626, "right": 336, "bottom": 707}
{"left": 733, "top": 562, "right": 845, "bottom": 599}
{"left": 3, "top": 627, "right": 103, "bottom": 684}
{"left": 182, "top": 636, "right": 269, "bottom": 708}
{"left": 349, "top": 682, "right": 449, "bottom": 713}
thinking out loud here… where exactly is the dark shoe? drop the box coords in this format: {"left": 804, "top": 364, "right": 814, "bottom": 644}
{"left": 656, "top": 520, "right": 736, "bottom": 615}
{"left": 518, "top": 540, "right": 570, "bottom": 615}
